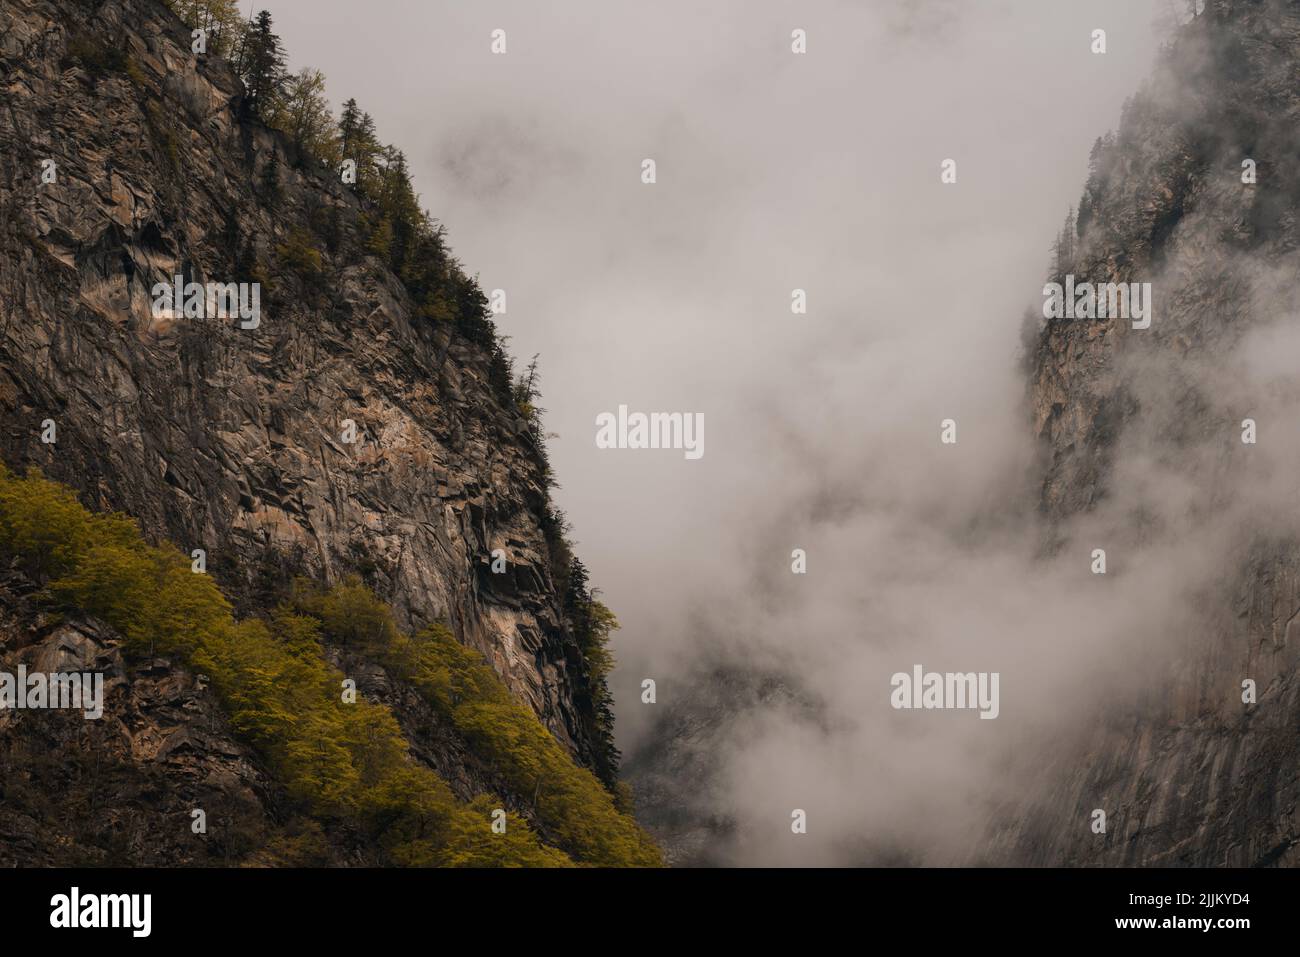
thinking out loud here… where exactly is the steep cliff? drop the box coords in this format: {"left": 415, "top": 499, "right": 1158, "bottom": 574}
{"left": 625, "top": 0, "right": 1300, "bottom": 869}
{"left": 0, "top": 0, "right": 647, "bottom": 864}
{"left": 1002, "top": 0, "right": 1300, "bottom": 866}
{"left": 0, "top": 567, "right": 298, "bottom": 866}
{"left": 0, "top": 0, "right": 607, "bottom": 764}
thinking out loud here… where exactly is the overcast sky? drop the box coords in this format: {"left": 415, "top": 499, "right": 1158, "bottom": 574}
{"left": 257, "top": 0, "right": 1184, "bottom": 863}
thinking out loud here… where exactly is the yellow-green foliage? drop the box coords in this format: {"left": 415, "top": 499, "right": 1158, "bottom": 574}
{"left": 0, "top": 471, "right": 138, "bottom": 581}
{"left": 0, "top": 465, "right": 570, "bottom": 867}
{"left": 276, "top": 227, "right": 325, "bottom": 280}
{"left": 293, "top": 579, "right": 662, "bottom": 867}
{"left": 162, "top": 1, "right": 246, "bottom": 58}
{"left": 364, "top": 215, "right": 393, "bottom": 261}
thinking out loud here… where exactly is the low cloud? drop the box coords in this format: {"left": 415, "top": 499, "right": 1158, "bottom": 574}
{"left": 259, "top": 0, "right": 1300, "bottom": 866}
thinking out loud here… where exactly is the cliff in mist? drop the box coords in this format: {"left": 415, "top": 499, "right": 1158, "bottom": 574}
{"left": 1000, "top": 0, "right": 1300, "bottom": 867}
{"left": 0, "top": 0, "right": 654, "bottom": 865}
{"left": 628, "top": 0, "right": 1300, "bottom": 868}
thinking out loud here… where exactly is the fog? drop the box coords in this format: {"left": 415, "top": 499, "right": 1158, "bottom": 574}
{"left": 258, "top": 0, "right": 1298, "bottom": 864}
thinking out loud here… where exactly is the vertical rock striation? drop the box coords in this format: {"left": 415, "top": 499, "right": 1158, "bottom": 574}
{"left": 0, "top": 0, "right": 608, "bottom": 777}
{"left": 1005, "top": 0, "right": 1300, "bottom": 866}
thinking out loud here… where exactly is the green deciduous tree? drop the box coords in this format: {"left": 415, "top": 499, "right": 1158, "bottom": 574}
{"left": 270, "top": 67, "right": 339, "bottom": 164}
{"left": 164, "top": 0, "right": 245, "bottom": 57}
{"left": 0, "top": 467, "right": 585, "bottom": 867}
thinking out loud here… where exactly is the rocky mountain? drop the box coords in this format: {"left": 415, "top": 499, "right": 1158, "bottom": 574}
{"left": 0, "top": 0, "right": 645, "bottom": 864}
{"left": 627, "top": 0, "right": 1300, "bottom": 868}
{"left": 0, "top": 568, "right": 288, "bottom": 866}
{"left": 1000, "top": 0, "right": 1300, "bottom": 867}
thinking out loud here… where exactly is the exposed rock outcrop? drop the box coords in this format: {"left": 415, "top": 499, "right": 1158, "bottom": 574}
{"left": 0, "top": 0, "right": 604, "bottom": 775}
{"left": 626, "top": 0, "right": 1300, "bottom": 869}
{"left": 1003, "top": 0, "right": 1300, "bottom": 866}
{"left": 0, "top": 569, "right": 306, "bottom": 865}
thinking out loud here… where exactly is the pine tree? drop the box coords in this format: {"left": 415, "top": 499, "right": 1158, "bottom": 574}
{"left": 238, "top": 10, "right": 286, "bottom": 117}
{"left": 1050, "top": 206, "right": 1076, "bottom": 278}
{"left": 261, "top": 150, "right": 281, "bottom": 205}
{"left": 338, "top": 98, "right": 363, "bottom": 151}
{"left": 338, "top": 99, "right": 381, "bottom": 191}
{"left": 562, "top": 557, "right": 621, "bottom": 786}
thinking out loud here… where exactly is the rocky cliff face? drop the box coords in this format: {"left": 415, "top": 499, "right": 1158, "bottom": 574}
{"left": 626, "top": 0, "right": 1300, "bottom": 869}
{"left": 0, "top": 567, "right": 294, "bottom": 865}
{"left": 0, "top": 0, "right": 606, "bottom": 782}
{"left": 1002, "top": 0, "right": 1300, "bottom": 866}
